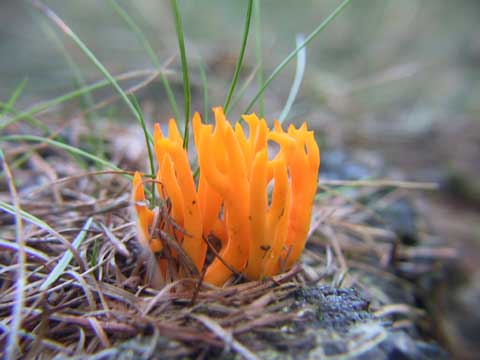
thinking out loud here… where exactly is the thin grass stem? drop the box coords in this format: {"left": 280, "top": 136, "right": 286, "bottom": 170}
{"left": 30, "top": 0, "right": 152, "bottom": 143}
{"left": 278, "top": 34, "right": 307, "bottom": 123}
{"left": 0, "top": 134, "right": 123, "bottom": 174}
{"left": 198, "top": 60, "right": 210, "bottom": 123}
{"left": 1, "top": 102, "right": 50, "bottom": 133}
{"left": 130, "top": 95, "right": 156, "bottom": 205}
{"left": 244, "top": 0, "right": 353, "bottom": 114}
{"left": 253, "top": 0, "right": 264, "bottom": 117}
{"left": 3, "top": 78, "right": 28, "bottom": 115}
{"left": 33, "top": 12, "right": 101, "bottom": 154}
{"left": 36, "top": 15, "right": 95, "bottom": 114}
{"left": 2, "top": 68, "right": 156, "bottom": 131}
{"left": 0, "top": 200, "right": 57, "bottom": 235}
{"left": 170, "top": 0, "right": 191, "bottom": 149}
{"left": 229, "top": 63, "right": 260, "bottom": 114}
{"left": 108, "top": 0, "right": 181, "bottom": 120}
{"left": 223, "top": 0, "right": 254, "bottom": 115}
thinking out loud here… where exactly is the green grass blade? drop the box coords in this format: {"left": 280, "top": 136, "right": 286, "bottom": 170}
{"left": 0, "top": 102, "right": 50, "bottom": 133}
{"left": 4, "top": 78, "right": 29, "bottom": 114}
{"left": 253, "top": 0, "right": 264, "bottom": 117}
{"left": 0, "top": 134, "right": 123, "bottom": 173}
{"left": 229, "top": 64, "right": 260, "bottom": 114}
{"left": 108, "top": 0, "right": 160, "bottom": 69}
{"left": 39, "top": 217, "right": 93, "bottom": 291}
{"left": 108, "top": 0, "right": 180, "bottom": 121}
{"left": 223, "top": 0, "right": 254, "bottom": 115}
{"left": 130, "top": 95, "right": 156, "bottom": 204}
{"left": 170, "top": 0, "right": 191, "bottom": 149}
{"left": 199, "top": 60, "right": 210, "bottom": 123}
{"left": 33, "top": 11, "right": 103, "bottom": 156}
{"left": 89, "top": 238, "right": 100, "bottom": 268}
{"left": 0, "top": 78, "right": 44, "bottom": 134}
{"left": 1, "top": 70, "right": 154, "bottom": 131}
{"left": 35, "top": 14, "right": 95, "bottom": 113}
{"left": 30, "top": 0, "right": 151, "bottom": 142}
{"left": 0, "top": 200, "right": 57, "bottom": 236}
{"left": 0, "top": 239, "right": 50, "bottom": 264}
{"left": 1, "top": 152, "right": 32, "bottom": 178}
{"left": 244, "top": 0, "right": 353, "bottom": 114}
{"left": 278, "top": 34, "right": 307, "bottom": 124}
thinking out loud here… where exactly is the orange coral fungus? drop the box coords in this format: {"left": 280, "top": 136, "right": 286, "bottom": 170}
{"left": 132, "top": 107, "right": 320, "bottom": 286}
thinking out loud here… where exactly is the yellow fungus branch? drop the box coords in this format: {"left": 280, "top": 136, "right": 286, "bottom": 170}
{"left": 132, "top": 106, "right": 319, "bottom": 287}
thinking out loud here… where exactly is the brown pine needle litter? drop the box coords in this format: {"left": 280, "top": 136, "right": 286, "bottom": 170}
{"left": 0, "top": 131, "right": 455, "bottom": 359}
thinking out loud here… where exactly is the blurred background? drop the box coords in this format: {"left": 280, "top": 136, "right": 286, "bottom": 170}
{"left": 1, "top": 0, "right": 479, "bottom": 357}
